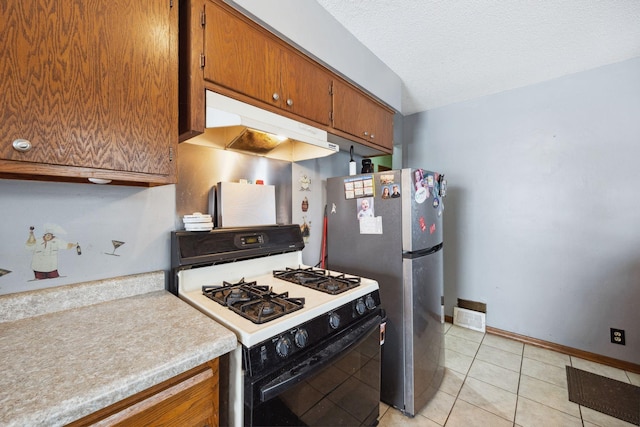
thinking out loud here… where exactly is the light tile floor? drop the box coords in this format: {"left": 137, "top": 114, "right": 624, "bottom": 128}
{"left": 378, "top": 322, "right": 640, "bottom": 427}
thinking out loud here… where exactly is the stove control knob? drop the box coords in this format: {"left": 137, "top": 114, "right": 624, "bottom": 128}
{"left": 294, "top": 329, "right": 308, "bottom": 348}
{"left": 365, "top": 294, "right": 377, "bottom": 310}
{"left": 275, "top": 336, "right": 292, "bottom": 358}
{"left": 355, "top": 298, "right": 366, "bottom": 315}
{"left": 329, "top": 312, "right": 341, "bottom": 329}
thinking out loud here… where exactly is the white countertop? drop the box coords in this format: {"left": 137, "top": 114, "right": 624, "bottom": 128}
{"left": 0, "top": 271, "right": 238, "bottom": 427}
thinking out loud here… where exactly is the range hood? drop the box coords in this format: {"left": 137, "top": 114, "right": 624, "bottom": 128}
{"left": 188, "top": 91, "right": 339, "bottom": 162}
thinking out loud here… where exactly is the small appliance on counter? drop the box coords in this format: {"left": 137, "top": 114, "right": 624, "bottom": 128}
{"left": 215, "top": 181, "right": 276, "bottom": 228}
{"left": 361, "top": 158, "right": 373, "bottom": 173}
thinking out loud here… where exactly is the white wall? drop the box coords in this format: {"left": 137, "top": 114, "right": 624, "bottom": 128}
{"left": 404, "top": 58, "right": 640, "bottom": 364}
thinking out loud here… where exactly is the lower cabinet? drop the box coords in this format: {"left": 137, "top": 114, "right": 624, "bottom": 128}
{"left": 67, "top": 359, "right": 219, "bottom": 427}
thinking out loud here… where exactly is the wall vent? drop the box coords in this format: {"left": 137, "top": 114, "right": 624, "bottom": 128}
{"left": 453, "top": 306, "right": 486, "bottom": 333}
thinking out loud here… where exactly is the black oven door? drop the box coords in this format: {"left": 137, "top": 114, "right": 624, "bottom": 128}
{"left": 245, "top": 312, "right": 383, "bottom": 427}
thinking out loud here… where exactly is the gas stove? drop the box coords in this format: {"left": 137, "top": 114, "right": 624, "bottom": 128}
{"left": 170, "top": 225, "right": 380, "bottom": 347}
{"left": 174, "top": 252, "right": 379, "bottom": 347}
{"left": 170, "top": 225, "right": 382, "bottom": 427}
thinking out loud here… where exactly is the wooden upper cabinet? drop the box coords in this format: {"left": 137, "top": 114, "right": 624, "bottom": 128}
{"left": 332, "top": 79, "right": 394, "bottom": 151}
{"left": 202, "top": 0, "right": 332, "bottom": 126}
{"left": 279, "top": 46, "right": 332, "bottom": 126}
{"left": 0, "top": 0, "right": 177, "bottom": 184}
{"left": 203, "top": 1, "right": 275, "bottom": 108}
{"left": 181, "top": 0, "right": 391, "bottom": 154}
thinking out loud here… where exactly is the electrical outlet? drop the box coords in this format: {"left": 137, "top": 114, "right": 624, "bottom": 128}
{"left": 610, "top": 328, "right": 625, "bottom": 345}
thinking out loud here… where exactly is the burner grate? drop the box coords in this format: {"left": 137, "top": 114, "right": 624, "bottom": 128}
{"left": 273, "top": 267, "right": 360, "bottom": 295}
{"left": 202, "top": 280, "right": 304, "bottom": 324}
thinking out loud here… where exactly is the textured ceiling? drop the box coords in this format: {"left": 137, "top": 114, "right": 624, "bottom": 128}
{"left": 315, "top": 0, "right": 640, "bottom": 115}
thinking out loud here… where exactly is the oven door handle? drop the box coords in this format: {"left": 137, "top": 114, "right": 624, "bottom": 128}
{"left": 259, "top": 314, "right": 381, "bottom": 403}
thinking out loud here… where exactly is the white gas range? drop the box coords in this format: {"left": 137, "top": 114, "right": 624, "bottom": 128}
{"left": 171, "top": 225, "right": 383, "bottom": 427}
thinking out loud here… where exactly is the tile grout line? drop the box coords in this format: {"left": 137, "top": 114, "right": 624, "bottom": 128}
{"left": 512, "top": 343, "right": 525, "bottom": 427}
{"left": 442, "top": 325, "right": 470, "bottom": 426}
{"left": 442, "top": 325, "right": 485, "bottom": 426}
{"left": 443, "top": 328, "right": 513, "bottom": 426}
{"left": 454, "top": 329, "right": 528, "bottom": 426}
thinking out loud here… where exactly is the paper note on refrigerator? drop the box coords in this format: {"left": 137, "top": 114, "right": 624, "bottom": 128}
{"left": 359, "top": 216, "right": 383, "bottom": 234}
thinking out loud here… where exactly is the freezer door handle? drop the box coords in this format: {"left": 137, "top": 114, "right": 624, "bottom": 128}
{"left": 402, "top": 242, "right": 443, "bottom": 259}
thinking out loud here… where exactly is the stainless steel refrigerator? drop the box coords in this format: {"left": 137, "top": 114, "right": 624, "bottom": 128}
{"left": 326, "top": 168, "right": 445, "bottom": 417}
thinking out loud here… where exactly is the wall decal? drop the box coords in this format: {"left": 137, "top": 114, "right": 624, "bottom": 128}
{"left": 105, "top": 240, "right": 125, "bottom": 256}
{"left": 300, "top": 216, "right": 311, "bottom": 243}
{"left": 299, "top": 174, "right": 311, "bottom": 191}
{"left": 25, "top": 224, "right": 79, "bottom": 280}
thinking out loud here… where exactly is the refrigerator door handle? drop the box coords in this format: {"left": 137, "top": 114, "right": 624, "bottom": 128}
{"left": 402, "top": 242, "right": 443, "bottom": 259}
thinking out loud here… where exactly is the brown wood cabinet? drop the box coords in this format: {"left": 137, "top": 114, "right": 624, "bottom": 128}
{"left": 201, "top": 0, "right": 332, "bottom": 126}
{"left": 332, "top": 79, "right": 394, "bottom": 151}
{"left": 67, "top": 359, "right": 220, "bottom": 427}
{"left": 179, "top": 0, "right": 393, "bottom": 155}
{"left": 0, "top": 0, "right": 178, "bottom": 185}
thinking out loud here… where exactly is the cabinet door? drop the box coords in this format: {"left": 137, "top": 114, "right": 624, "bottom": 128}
{"left": 281, "top": 48, "right": 332, "bottom": 126}
{"left": 111, "top": 366, "right": 218, "bottom": 426}
{"left": 0, "top": 0, "right": 177, "bottom": 179}
{"left": 333, "top": 79, "right": 393, "bottom": 149}
{"left": 204, "top": 0, "right": 279, "bottom": 107}
{"left": 68, "top": 360, "right": 220, "bottom": 427}
{"left": 371, "top": 103, "right": 394, "bottom": 151}
{"left": 202, "top": 0, "right": 331, "bottom": 126}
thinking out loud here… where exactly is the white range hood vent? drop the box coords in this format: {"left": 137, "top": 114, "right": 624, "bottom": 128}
{"left": 193, "top": 91, "right": 339, "bottom": 162}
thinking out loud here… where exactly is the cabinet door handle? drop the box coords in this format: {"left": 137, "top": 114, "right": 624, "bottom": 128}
{"left": 272, "top": 93, "right": 280, "bottom": 101}
{"left": 12, "top": 139, "right": 32, "bottom": 152}
{"left": 370, "top": 134, "right": 375, "bottom": 139}
{"left": 286, "top": 98, "right": 293, "bottom": 107}
{"left": 363, "top": 131, "right": 369, "bottom": 137}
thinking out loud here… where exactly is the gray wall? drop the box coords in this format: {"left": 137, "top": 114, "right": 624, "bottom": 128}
{"left": 404, "top": 58, "right": 640, "bottom": 364}
{"left": 294, "top": 150, "right": 358, "bottom": 266}
{"left": 0, "top": 179, "right": 174, "bottom": 295}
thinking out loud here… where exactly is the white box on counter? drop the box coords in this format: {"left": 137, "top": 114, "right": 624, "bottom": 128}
{"left": 215, "top": 182, "right": 276, "bottom": 227}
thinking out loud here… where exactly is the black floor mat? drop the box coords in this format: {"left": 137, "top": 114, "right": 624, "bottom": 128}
{"left": 566, "top": 366, "right": 640, "bottom": 425}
